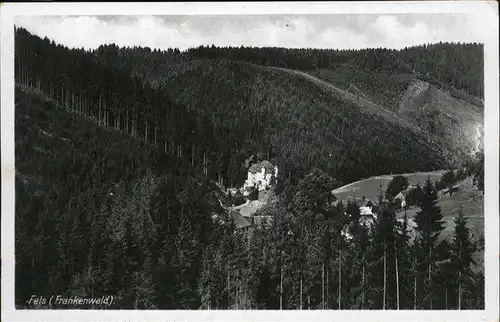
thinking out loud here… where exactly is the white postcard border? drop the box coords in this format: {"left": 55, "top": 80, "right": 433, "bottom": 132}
{"left": 1, "top": 2, "right": 498, "bottom": 321}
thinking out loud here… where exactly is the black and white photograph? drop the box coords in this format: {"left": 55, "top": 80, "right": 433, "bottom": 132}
{"left": 1, "top": 2, "right": 498, "bottom": 321}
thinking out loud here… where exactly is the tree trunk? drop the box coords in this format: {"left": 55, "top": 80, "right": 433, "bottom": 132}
{"left": 236, "top": 272, "right": 239, "bottom": 310}
{"left": 396, "top": 246, "right": 400, "bottom": 310}
{"left": 445, "top": 288, "right": 448, "bottom": 310}
{"left": 280, "top": 261, "right": 283, "bottom": 310}
{"left": 203, "top": 153, "right": 207, "bottom": 177}
{"left": 244, "top": 281, "right": 247, "bottom": 310}
{"left": 99, "top": 95, "right": 102, "bottom": 125}
{"left": 104, "top": 103, "right": 108, "bottom": 127}
{"left": 413, "top": 256, "right": 417, "bottom": 310}
{"left": 428, "top": 248, "right": 432, "bottom": 309}
{"left": 322, "top": 261, "right": 325, "bottom": 309}
{"left": 458, "top": 271, "right": 461, "bottom": 310}
{"left": 192, "top": 144, "right": 195, "bottom": 168}
{"left": 227, "top": 265, "right": 230, "bottom": 309}
{"left": 32, "top": 255, "right": 35, "bottom": 292}
{"left": 300, "top": 267, "right": 303, "bottom": 310}
{"left": 383, "top": 242, "right": 387, "bottom": 310}
{"left": 338, "top": 246, "right": 342, "bottom": 310}
{"left": 126, "top": 108, "right": 129, "bottom": 134}
{"left": 326, "top": 263, "right": 329, "bottom": 310}
{"left": 361, "top": 254, "right": 365, "bottom": 309}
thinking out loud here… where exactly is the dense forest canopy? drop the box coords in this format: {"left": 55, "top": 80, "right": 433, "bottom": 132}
{"left": 94, "top": 41, "right": 484, "bottom": 98}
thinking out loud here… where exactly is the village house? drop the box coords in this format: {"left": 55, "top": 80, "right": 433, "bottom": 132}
{"left": 356, "top": 197, "right": 377, "bottom": 227}
{"left": 357, "top": 197, "right": 374, "bottom": 215}
{"left": 336, "top": 195, "right": 377, "bottom": 227}
{"left": 393, "top": 185, "right": 425, "bottom": 210}
{"left": 242, "top": 160, "right": 278, "bottom": 197}
{"left": 229, "top": 210, "right": 252, "bottom": 232}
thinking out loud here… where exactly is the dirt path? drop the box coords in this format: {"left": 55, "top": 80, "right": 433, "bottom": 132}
{"left": 269, "top": 67, "right": 421, "bottom": 132}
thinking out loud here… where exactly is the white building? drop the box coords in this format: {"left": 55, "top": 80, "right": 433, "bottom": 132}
{"left": 243, "top": 161, "right": 278, "bottom": 195}
{"left": 394, "top": 185, "right": 416, "bottom": 208}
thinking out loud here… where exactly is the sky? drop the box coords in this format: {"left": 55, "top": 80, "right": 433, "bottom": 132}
{"left": 15, "top": 14, "right": 486, "bottom": 51}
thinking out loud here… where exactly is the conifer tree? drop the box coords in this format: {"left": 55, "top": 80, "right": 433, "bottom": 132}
{"left": 413, "top": 177, "right": 445, "bottom": 309}
{"left": 450, "top": 210, "right": 477, "bottom": 309}
{"left": 394, "top": 212, "right": 412, "bottom": 309}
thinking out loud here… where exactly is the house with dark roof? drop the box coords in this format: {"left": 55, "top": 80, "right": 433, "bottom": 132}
{"left": 341, "top": 196, "right": 377, "bottom": 227}
{"left": 394, "top": 185, "right": 417, "bottom": 208}
{"left": 230, "top": 210, "right": 251, "bottom": 231}
{"left": 344, "top": 196, "right": 375, "bottom": 215}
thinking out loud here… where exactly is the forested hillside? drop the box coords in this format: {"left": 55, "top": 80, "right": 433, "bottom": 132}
{"left": 17, "top": 27, "right": 478, "bottom": 186}
{"left": 15, "top": 86, "right": 230, "bottom": 309}
{"left": 156, "top": 59, "right": 453, "bottom": 184}
{"left": 95, "top": 41, "right": 484, "bottom": 98}
{"left": 92, "top": 38, "right": 483, "bottom": 184}
{"left": 15, "top": 92, "right": 485, "bottom": 309}
{"left": 14, "top": 26, "right": 484, "bottom": 310}
{"left": 308, "top": 66, "right": 483, "bottom": 162}
{"left": 15, "top": 27, "right": 226, "bottom": 183}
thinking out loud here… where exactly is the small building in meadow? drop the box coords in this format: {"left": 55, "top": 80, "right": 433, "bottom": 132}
{"left": 341, "top": 196, "right": 377, "bottom": 227}
{"left": 357, "top": 197, "right": 374, "bottom": 216}
{"left": 394, "top": 185, "right": 417, "bottom": 208}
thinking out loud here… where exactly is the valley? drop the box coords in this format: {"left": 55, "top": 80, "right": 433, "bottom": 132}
{"left": 13, "top": 26, "right": 485, "bottom": 310}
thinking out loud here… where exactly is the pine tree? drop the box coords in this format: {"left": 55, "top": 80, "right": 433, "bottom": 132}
{"left": 413, "top": 177, "right": 445, "bottom": 309}
{"left": 394, "top": 212, "right": 412, "bottom": 309}
{"left": 371, "top": 205, "right": 397, "bottom": 309}
{"left": 450, "top": 209, "right": 477, "bottom": 309}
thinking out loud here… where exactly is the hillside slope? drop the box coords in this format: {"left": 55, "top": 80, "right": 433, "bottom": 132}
{"left": 308, "top": 66, "right": 484, "bottom": 164}
{"left": 92, "top": 41, "right": 484, "bottom": 185}
{"left": 154, "top": 59, "right": 451, "bottom": 184}
{"left": 398, "top": 79, "right": 483, "bottom": 158}
{"left": 98, "top": 41, "right": 484, "bottom": 98}
{"left": 15, "top": 86, "right": 228, "bottom": 308}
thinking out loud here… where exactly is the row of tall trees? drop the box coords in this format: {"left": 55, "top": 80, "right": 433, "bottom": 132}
{"left": 15, "top": 85, "right": 232, "bottom": 309}
{"left": 15, "top": 26, "right": 227, "bottom": 184}
{"left": 242, "top": 172, "right": 483, "bottom": 310}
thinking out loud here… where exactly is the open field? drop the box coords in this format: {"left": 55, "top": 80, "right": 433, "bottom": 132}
{"left": 333, "top": 171, "right": 445, "bottom": 203}
{"left": 334, "top": 173, "right": 484, "bottom": 246}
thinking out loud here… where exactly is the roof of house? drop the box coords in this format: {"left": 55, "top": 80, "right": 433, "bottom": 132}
{"left": 345, "top": 196, "right": 373, "bottom": 208}
{"left": 357, "top": 198, "right": 373, "bottom": 208}
{"left": 248, "top": 160, "right": 275, "bottom": 174}
{"left": 230, "top": 210, "right": 251, "bottom": 230}
{"left": 395, "top": 185, "right": 417, "bottom": 200}
{"left": 394, "top": 191, "right": 406, "bottom": 200}
{"left": 234, "top": 199, "right": 265, "bottom": 217}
